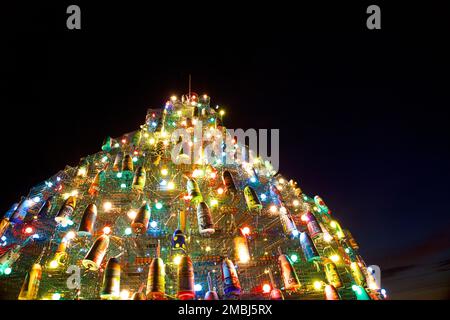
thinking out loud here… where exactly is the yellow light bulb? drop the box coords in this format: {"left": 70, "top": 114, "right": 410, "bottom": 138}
{"left": 313, "top": 281, "right": 323, "bottom": 290}
{"left": 120, "top": 290, "right": 130, "bottom": 300}
{"left": 127, "top": 210, "right": 137, "bottom": 220}
{"left": 173, "top": 255, "right": 182, "bottom": 265}
{"left": 49, "top": 260, "right": 59, "bottom": 269}
{"left": 103, "top": 202, "right": 112, "bottom": 211}
{"left": 330, "top": 254, "right": 340, "bottom": 263}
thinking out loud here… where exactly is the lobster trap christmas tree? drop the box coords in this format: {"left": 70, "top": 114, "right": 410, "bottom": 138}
{"left": 0, "top": 93, "right": 386, "bottom": 300}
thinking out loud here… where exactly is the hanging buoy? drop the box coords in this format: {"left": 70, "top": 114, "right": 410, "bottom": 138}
{"left": 350, "top": 262, "right": 366, "bottom": 287}
{"left": 204, "top": 272, "right": 219, "bottom": 300}
{"left": 55, "top": 196, "right": 76, "bottom": 224}
{"left": 268, "top": 268, "right": 284, "bottom": 300}
{"left": 113, "top": 152, "right": 123, "bottom": 172}
{"left": 18, "top": 263, "right": 42, "bottom": 300}
{"left": 38, "top": 196, "right": 53, "bottom": 218}
{"left": 146, "top": 241, "right": 165, "bottom": 300}
{"left": 279, "top": 206, "right": 297, "bottom": 236}
{"left": 152, "top": 141, "right": 164, "bottom": 166}
{"left": 131, "top": 204, "right": 151, "bottom": 234}
{"left": 122, "top": 154, "right": 134, "bottom": 172}
{"left": 323, "top": 258, "right": 343, "bottom": 288}
{"left": 314, "top": 195, "right": 329, "bottom": 213}
{"left": 186, "top": 177, "right": 203, "bottom": 203}
{"left": 277, "top": 247, "right": 301, "bottom": 291}
{"left": 299, "top": 232, "right": 320, "bottom": 262}
{"left": 100, "top": 258, "right": 121, "bottom": 300}
{"left": 270, "top": 184, "right": 283, "bottom": 205}
{"left": 88, "top": 171, "right": 103, "bottom": 196}
{"left": 78, "top": 204, "right": 97, "bottom": 236}
{"left": 171, "top": 229, "right": 186, "bottom": 252}
{"left": 306, "top": 211, "right": 322, "bottom": 238}
{"left": 352, "top": 285, "right": 371, "bottom": 300}
{"left": 221, "top": 258, "right": 241, "bottom": 297}
{"left": 196, "top": 202, "right": 215, "bottom": 235}
{"left": 177, "top": 255, "right": 195, "bottom": 300}
{"left": 243, "top": 185, "right": 262, "bottom": 211}
{"left": 102, "top": 136, "right": 112, "bottom": 152}
{"left": 131, "top": 131, "right": 142, "bottom": 147}
{"left": 132, "top": 166, "right": 146, "bottom": 191}
{"left": 82, "top": 234, "right": 110, "bottom": 271}
{"left": 222, "top": 170, "right": 237, "bottom": 194}
{"left": 178, "top": 210, "right": 187, "bottom": 233}
{"left": 324, "top": 284, "right": 340, "bottom": 300}
{"left": 53, "top": 240, "right": 68, "bottom": 265}
{"left": 0, "top": 218, "right": 10, "bottom": 238}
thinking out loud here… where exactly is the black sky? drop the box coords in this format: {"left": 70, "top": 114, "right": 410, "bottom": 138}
{"left": 4, "top": 2, "right": 450, "bottom": 298}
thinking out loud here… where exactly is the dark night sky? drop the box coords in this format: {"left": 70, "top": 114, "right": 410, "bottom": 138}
{"left": 4, "top": 2, "right": 450, "bottom": 298}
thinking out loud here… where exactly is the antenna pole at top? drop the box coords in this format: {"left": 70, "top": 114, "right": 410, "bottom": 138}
{"left": 188, "top": 74, "right": 191, "bottom": 98}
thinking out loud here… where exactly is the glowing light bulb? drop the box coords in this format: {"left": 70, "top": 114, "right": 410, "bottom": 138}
{"left": 103, "top": 202, "right": 113, "bottom": 211}
{"left": 210, "top": 199, "right": 218, "bottom": 207}
{"left": 65, "top": 231, "right": 76, "bottom": 240}
{"left": 262, "top": 283, "right": 271, "bottom": 293}
{"left": 192, "top": 169, "right": 203, "bottom": 178}
{"left": 217, "top": 187, "right": 224, "bottom": 195}
{"left": 170, "top": 95, "right": 177, "bottom": 102}
{"left": 155, "top": 202, "right": 163, "bottom": 210}
{"left": 127, "top": 210, "right": 137, "bottom": 220}
{"left": 241, "top": 226, "right": 251, "bottom": 236}
{"left": 260, "top": 193, "right": 267, "bottom": 201}
{"left": 24, "top": 227, "right": 33, "bottom": 234}
{"left": 194, "top": 284, "right": 203, "bottom": 292}
{"left": 161, "top": 168, "right": 168, "bottom": 176}
{"left": 77, "top": 168, "right": 87, "bottom": 177}
{"left": 293, "top": 199, "right": 300, "bottom": 206}
{"left": 117, "top": 172, "right": 123, "bottom": 178}
{"left": 205, "top": 246, "right": 211, "bottom": 252}
{"left": 124, "top": 227, "right": 132, "bottom": 235}
{"left": 330, "top": 254, "right": 340, "bottom": 263}
{"left": 173, "top": 255, "right": 182, "bottom": 265}
{"left": 120, "top": 290, "right": 130, "bottom": 300}
{"left": 150, "top": 221, "right": 157, "bottom": 228}
{"left": 270, "top": 205, "right": 277, "bottom": 214}
{"left": 132, "top": 156, "right": 138, "bottom": 162}
{"left": 290, "top": 254, "right": 298, "bottom": 263}
{"left": 324, "top": 233, "right": 333, "bottom": 242}
{"left": 4, "top": 267, "right": 12, "bottom": 275}
{"left": 220, "top": 110, "right": 225, "bottom": 116}
{"left": 313, "top": 281, "right": 323, "bottom": 290}
{"left": 49, "top": 260, "right": 59, "bottom": 269}
{"left": 103, "top": 226, "right": 111, "bottom": 235}
{"left": 52, "top": 293, "right": 61, "bottom": 300}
